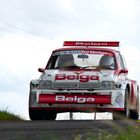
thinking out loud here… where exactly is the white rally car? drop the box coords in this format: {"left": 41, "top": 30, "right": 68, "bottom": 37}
{"left": 29, "top": 41, "right": 139, "bottom": 120}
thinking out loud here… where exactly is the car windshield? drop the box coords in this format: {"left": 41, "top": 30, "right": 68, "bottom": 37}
{"left": 47, "top": 50, "right": 116, "bottom": 70}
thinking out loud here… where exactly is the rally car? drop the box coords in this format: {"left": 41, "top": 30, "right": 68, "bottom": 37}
{"left": 29, "top": 41, "right": 139, "bottom": 120}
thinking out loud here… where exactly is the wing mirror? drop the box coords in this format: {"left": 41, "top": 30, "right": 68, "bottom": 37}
{"left": 119, "top": 68, "right": 128, "bottom": 74}
{"left": 38, "top": 68, "right": 45, "bottom": 73}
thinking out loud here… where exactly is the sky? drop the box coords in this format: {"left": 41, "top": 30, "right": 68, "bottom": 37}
{"left": 0, "top": 0, "right": 140, "bottom": 120}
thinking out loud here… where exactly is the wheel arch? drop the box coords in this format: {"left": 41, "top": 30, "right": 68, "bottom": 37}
{"left": 129, "top": 80, "right": 139, "bottom": 105}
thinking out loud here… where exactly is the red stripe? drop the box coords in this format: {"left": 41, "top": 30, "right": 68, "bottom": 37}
{"left": 30, "top": 107, "right": 124, "bottom": 111}
{"left": 63, "top": 41, "right": 119, "bottom": 47}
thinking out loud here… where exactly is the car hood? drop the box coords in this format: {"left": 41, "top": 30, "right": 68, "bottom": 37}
{"left": 40, "top": 69, "right": 116, "bottom": 82}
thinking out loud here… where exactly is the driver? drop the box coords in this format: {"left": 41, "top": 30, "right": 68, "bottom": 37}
{"left": 57, "top": 54, "right": 77, "bottom": 68}
{"left": 99, "top": 55, "right": 115, "bottom": 69}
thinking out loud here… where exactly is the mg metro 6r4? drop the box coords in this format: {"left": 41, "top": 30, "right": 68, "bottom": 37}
{"left": 29, "top": 41, "right": 139, "bottom": 120}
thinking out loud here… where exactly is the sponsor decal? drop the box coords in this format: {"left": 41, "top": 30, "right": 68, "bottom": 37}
{"left": 53, "top": 50, "right": 114, "bottom": 56}
{"left": 38, "top": 94, "right": 111, "bottom": 104}
{"left": 55, "top": 95, "right": 95, "bottom": 103}
{"left": 55, "top": 74, "right": 99, "bottom": 82}
{"left": 114, "top": 94, "right": 123, "bottom": 107}
{"left": 63, "top": 41, "right": 119, "bottom": 47}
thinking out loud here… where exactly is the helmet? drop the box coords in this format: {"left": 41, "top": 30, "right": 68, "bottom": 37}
{"left": 57, "top": 54, "right": 76, "bottom": 67}
{"left": 99, "top": 55, "right": 115, "bottom": 69}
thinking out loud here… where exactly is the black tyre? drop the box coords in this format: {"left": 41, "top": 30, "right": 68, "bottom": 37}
{"left": 29, "top": 110, "right": 57, "bottom": 120}
{"left": 129, "top": 88, "right": 139, "bottom": 120}
{"left": 44, "top": 111, "right": 57, "bottom": 120}
{"left": 129, "top": 110, "right": 139, "bottom": 120}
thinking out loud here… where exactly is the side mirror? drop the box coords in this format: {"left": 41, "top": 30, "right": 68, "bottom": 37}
{"left": 119, "top": 68, "right": 128, "bottom": 74}
{"left": 38, "top": 68, "right": 45, "bottom": 73}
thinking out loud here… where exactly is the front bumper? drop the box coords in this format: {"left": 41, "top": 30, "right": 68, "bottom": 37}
{"left": 29, "top": 89, "right": 125, "bottom": 111}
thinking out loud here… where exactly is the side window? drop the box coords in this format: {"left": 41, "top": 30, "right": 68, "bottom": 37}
{"left": 116, "top": 52, "right": 125, "bottom": 69}
{"left": 47, "top": 55, "right": 58, "bottom": 69}
{"left": 120, "top": 55, "right": 127, "bottom": 69}
{"left": 118, "top": 52, "right": 127, "bottom": 69}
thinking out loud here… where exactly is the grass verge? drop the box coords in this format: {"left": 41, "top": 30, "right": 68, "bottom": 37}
{"left": 0, "top": 110, "right": 23, "bottom": 120}
{"left": 74, "top": 126, "right": 140, "bottom": 140}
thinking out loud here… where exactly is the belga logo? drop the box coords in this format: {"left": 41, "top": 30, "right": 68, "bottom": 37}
{"left": 55, "top": 95, "right": 95, "bottom": 103}
{"left": 55, "top": 74, "right": 99, "bottom": 82}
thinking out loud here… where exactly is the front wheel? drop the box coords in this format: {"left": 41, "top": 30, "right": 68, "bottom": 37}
{"left": 130, "top": 87, "right": 140, "bottom": 120}
{"left": 29, "top": 110, "right": 57, "bottom": 120}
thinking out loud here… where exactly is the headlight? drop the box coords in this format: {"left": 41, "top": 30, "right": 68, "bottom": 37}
{"left": 100, "top": 81, "right": 115, "bottom": 90}
{"left": 39, "top": 80, "right": 52, "bottom": 89}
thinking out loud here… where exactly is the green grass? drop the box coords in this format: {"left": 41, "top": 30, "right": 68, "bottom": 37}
{"left": 74, "top": 126, "right": 140, "bottom": 140}
{"left": 0, "top": 110, "right": 23, "bottom": 120}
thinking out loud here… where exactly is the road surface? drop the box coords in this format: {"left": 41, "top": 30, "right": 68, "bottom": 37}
{"left": 0, "top": 120, "right": 139, "bottom": 140}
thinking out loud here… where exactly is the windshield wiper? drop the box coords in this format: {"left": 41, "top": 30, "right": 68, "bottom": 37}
{"left": 81, "top": 65, "right": 115, "bottom": 70}
{"left": 100, "top": 65, "right": 115, "bottom": 70}
{"left": 54, "top": 65, "right": 81, "bottom": 69}
{"left": 81, "top": 66, "right": 98, "bottom": 69}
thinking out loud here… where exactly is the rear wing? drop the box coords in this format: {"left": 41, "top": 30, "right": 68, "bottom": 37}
{"left": 63, "top": 41, "right": 119, "bottom": 47}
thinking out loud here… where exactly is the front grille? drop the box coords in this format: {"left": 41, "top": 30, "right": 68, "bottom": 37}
{"left": 53, "top": 83, "right": 74, "bottom": 89}
{"left": 53, "top": 82, "right": 100, "bottom": 90}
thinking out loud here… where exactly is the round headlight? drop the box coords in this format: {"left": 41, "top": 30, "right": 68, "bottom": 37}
{"left": 39, "top": 80, "right": 52, "bottom": 89}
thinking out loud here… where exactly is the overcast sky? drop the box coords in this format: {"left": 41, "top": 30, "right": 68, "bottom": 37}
{"left": 0, "top": 0, "right": 140, "bottom": 119}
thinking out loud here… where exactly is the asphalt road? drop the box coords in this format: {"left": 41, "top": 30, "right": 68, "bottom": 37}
{"left": 0, "top": 120, "right": 139, "bottom": 140}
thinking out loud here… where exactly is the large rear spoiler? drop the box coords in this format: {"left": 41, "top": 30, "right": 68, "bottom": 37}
{"left": 63, "top": 41, "right": 119, "bottom": 47}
